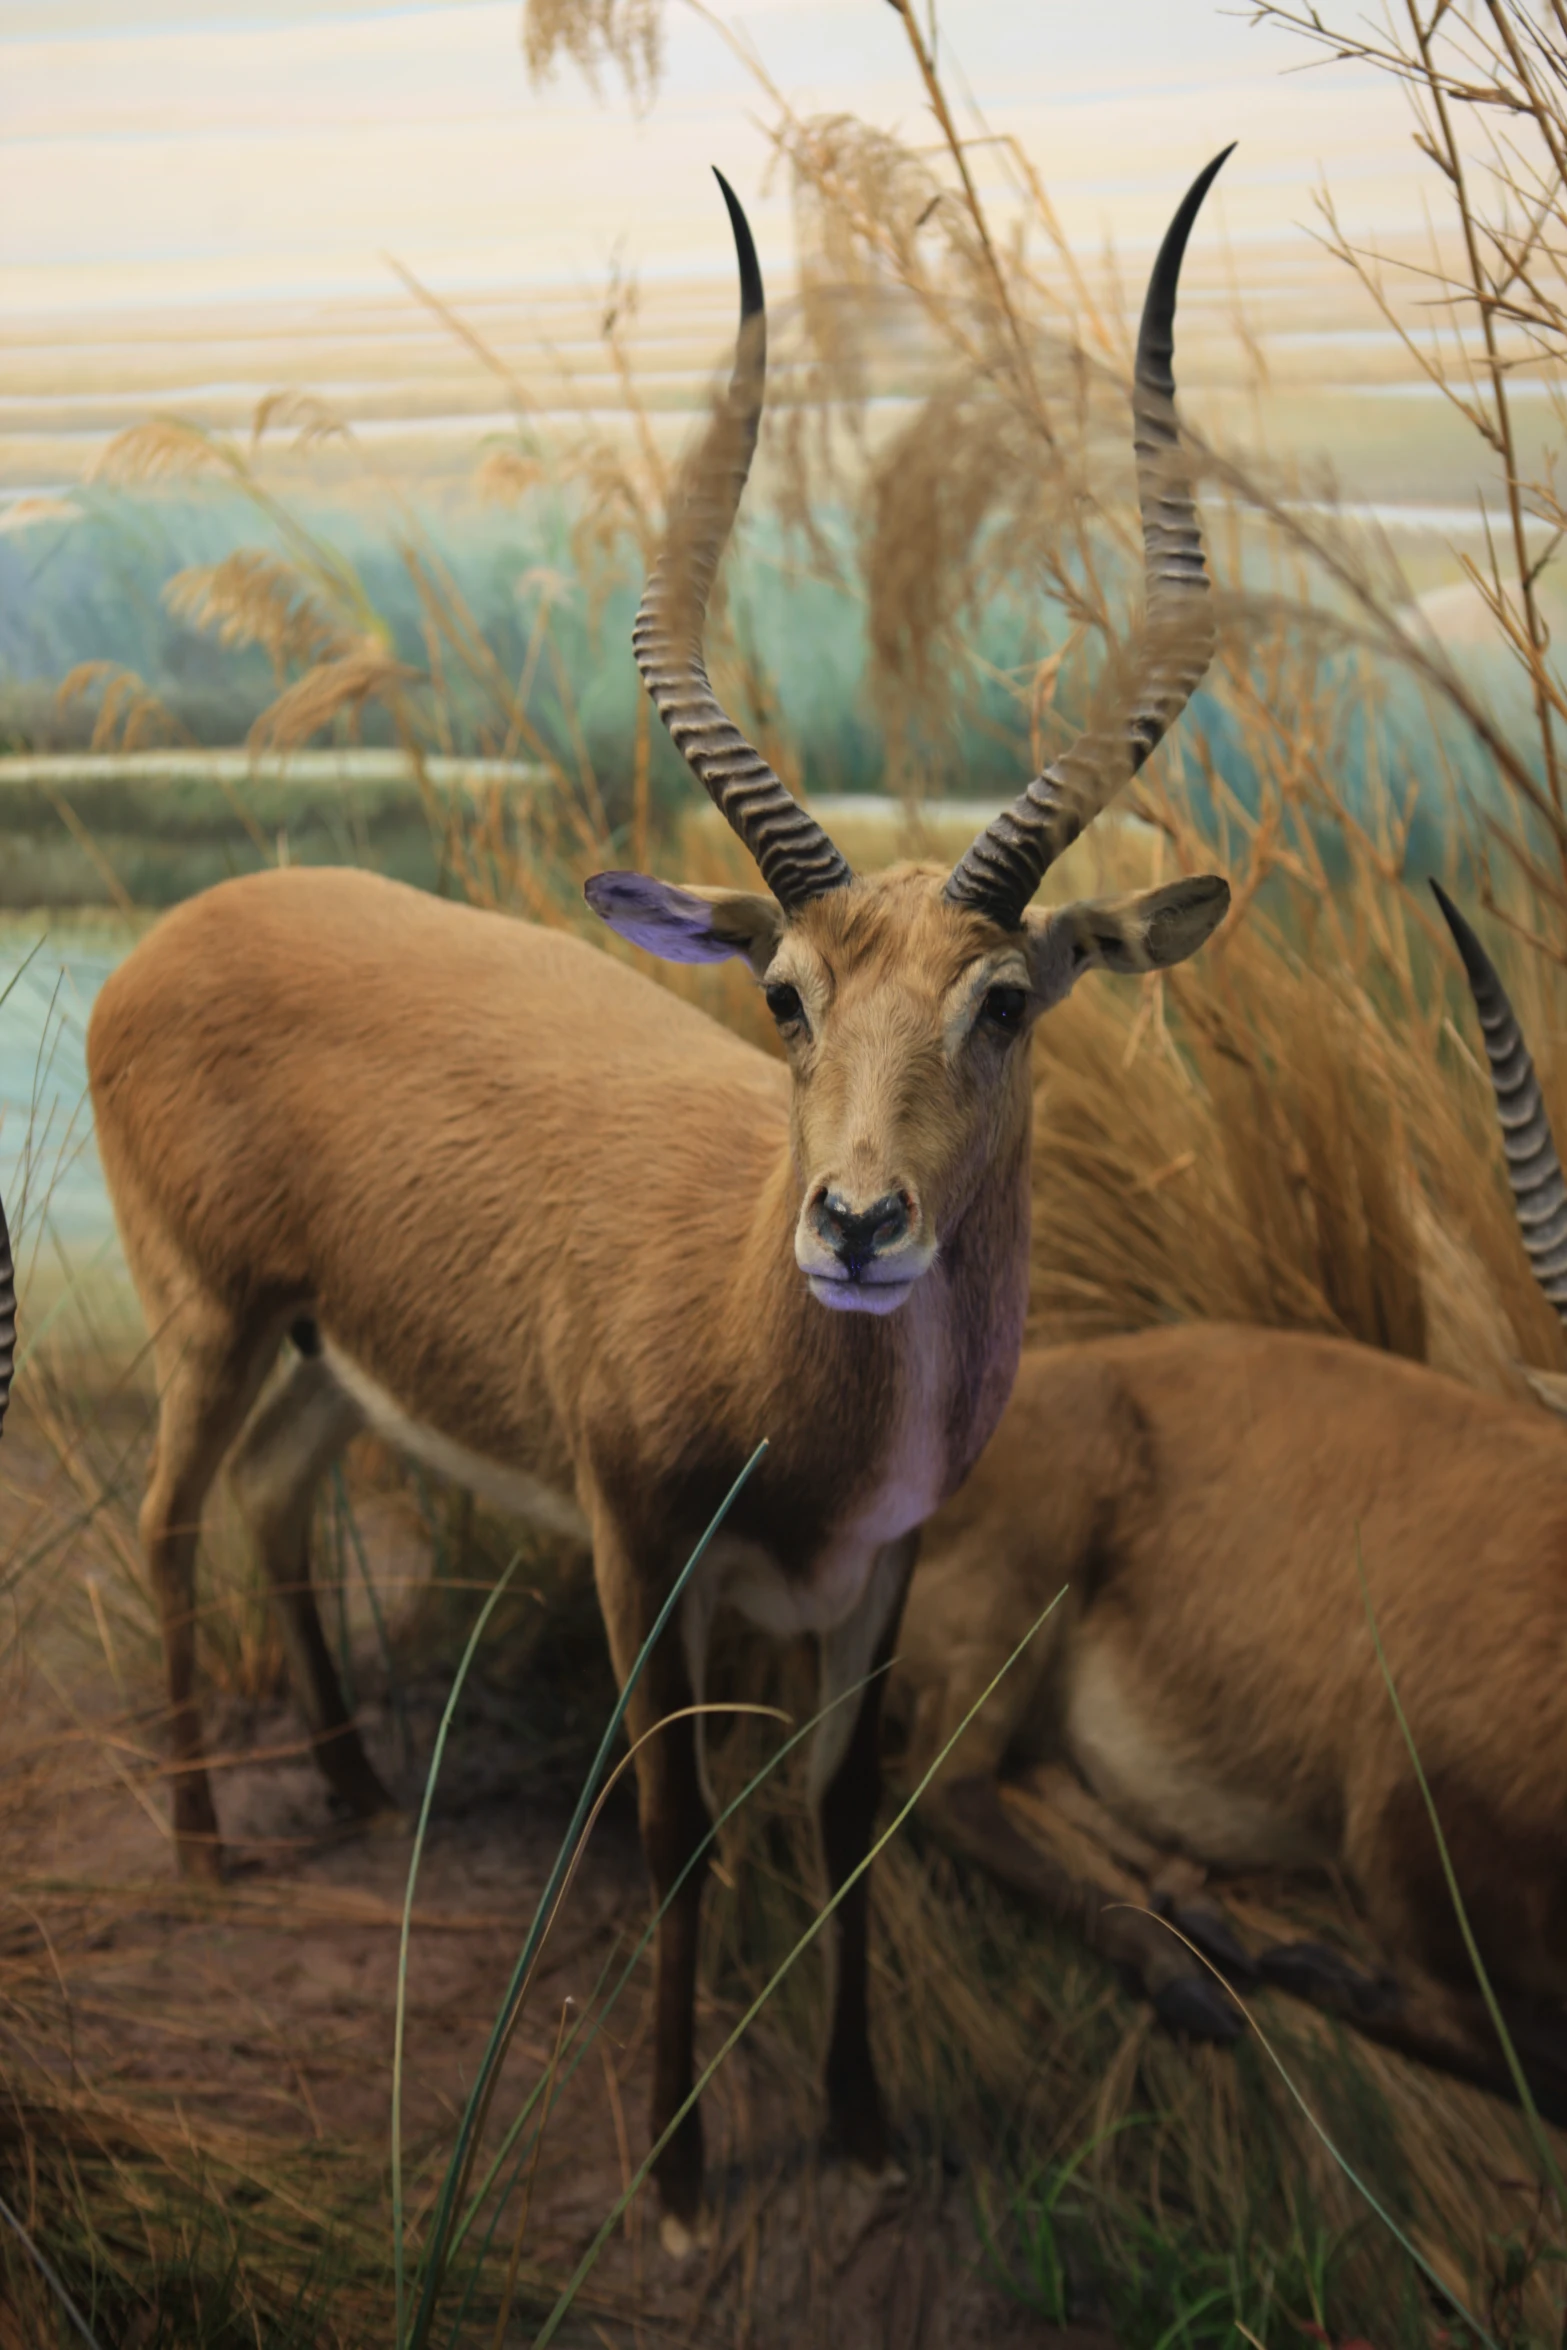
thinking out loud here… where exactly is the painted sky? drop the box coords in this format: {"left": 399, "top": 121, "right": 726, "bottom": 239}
{"left": 1, "top": 0, "right": 1418, "bottom": 318}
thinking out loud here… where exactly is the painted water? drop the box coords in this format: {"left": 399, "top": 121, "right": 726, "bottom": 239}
{"left": 0, "top": 921, "right": 130, "bottom": 1298}
{"left": 0, "top": 789, "right": 1017, "bottom": 1297}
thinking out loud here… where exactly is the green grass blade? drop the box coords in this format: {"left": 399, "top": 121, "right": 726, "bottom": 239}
{"left": 1355, "top": 1530, "right": 1567, "bottom": 2211}
{"left": 438, "top": 1937, "right": 631, "bottom": 2348}
{"left": 974, "top": 2118, "right": 1148, "bottom": 2322}
{"left": 1151, "top": 1910, "right": 1496, "bottom": 2346}
{"left": 393, "top": 1549, "right": 526, "bottom": 2346}
{"left": 11, "top": 1229, "right": 118, "bottom": 1379}
{"left": 405, "top": 1438, "right": 769, "bottom": 2349}
{"left": 440, "top": 1674, "right": 879, "bottom": 2312}
{"left": 526, "top": 1584, "right": 1067, "bottom": 2348}
{"left": 0, "top": 2186, "right": 107, "bottom": 2350}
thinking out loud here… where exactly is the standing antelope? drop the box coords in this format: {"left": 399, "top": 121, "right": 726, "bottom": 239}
{"left": 890, "top": 884, "right": 1567, "bottom": 2105}
{"left": 87, "top": 159, "right": 1232, "bottom": 2238}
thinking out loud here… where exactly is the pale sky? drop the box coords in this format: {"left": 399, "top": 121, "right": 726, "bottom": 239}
{"left": 0, "top": 0, "right": 1416, "bottom": 318}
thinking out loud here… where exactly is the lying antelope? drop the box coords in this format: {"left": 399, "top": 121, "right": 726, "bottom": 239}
{"left": 87, "top": 159, "right": 1232, "bottom": 2237}
{"left": 890, "top": 883, "right": 1567, "bottom": 2098}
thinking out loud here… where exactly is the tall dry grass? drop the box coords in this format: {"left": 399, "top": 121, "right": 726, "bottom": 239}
{"left": 8, "top": 0, "right": 1567, "bottom": 2339}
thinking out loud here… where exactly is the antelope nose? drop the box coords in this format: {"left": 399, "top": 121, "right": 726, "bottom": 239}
{"left": 811, "top": 1189, "right": 911, "bottom": 1279}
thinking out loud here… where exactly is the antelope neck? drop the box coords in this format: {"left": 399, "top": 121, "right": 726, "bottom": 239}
{"left": 714, "top": 1112, "right": 1033, "bottom": 1546}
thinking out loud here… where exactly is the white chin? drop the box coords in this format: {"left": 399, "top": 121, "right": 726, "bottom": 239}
{"left": 806, "top": 1274, "right": 916, "bottom": 1316}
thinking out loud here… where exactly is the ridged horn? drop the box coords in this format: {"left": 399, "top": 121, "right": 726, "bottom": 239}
{"left": 0, "top": 1190, "right": 14, "bottom": 1441}
{"left": 945, "top": 146, "right": 1234, "bottom": 929}
{"left": 631, "top": 170, "right": 851, "bottom": 912}
{"left": 1432, "top": 880, "right": 1567, "bottom": 1328}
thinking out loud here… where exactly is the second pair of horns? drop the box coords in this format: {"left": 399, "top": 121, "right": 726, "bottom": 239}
{"left": 633, "top": 148, "right": 1234, "bottom": 931}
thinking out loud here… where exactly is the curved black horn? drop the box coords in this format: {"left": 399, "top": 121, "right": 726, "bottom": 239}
{"left": 0, "top": 1189, "right": 14, "bottom": 1442}
{"left": 631, "top": 171, "right": 851, "bottom": 912}
{"left": 1433, "top": 880, "right": 1567, "bottom": 1328}
{"left": 945, "top": 146, "right": 1234, "bottom": 929}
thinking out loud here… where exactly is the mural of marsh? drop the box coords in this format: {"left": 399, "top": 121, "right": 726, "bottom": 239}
{"left": 5, "top": 3, "right": 1567, "bottom": 2343}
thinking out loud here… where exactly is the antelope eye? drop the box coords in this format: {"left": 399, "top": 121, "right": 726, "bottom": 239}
{"left": 765, "top": 981, "right": 805, "bottom": 1030}
{"left": 980, "top": 984, "right": 1027, "bottom": 1034}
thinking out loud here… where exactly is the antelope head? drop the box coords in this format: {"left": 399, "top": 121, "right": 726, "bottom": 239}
{"left": 588, "top": 161, "right": 1234, "bottom": 1314}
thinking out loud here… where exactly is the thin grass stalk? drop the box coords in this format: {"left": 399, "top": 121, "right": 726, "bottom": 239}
{"left": 486, "top": 1996, "right": 572, "bottom": 2350}
{"left": 1402, "top": 0, "right": 1564, "bottom": 836}
{"left": 13, "top": 1234, "right": 119, "bottom": 1386}
{"left": 972, "top": 2114, "right": 1150, "bottom": 2323}
{"left": 392, "top": 1551, "right": 527, "bottom": 2344}
{"left": 884, "top": 0, "right": 1049, "bottom": 437}
{"left": 1151, "top": 1914, "right": 1496, "bottom": 2347}
{"left": 434, "top": 1701, "right": 790, "bottom": 2343}
{"left": 1355, "top": 1531, "right": 1567, "bottom": 2216}
{"left": 437, "top": 1940, "right": 632, "bottom": 2347}
{"left": 440, "top": 1678, "right": 876, "bottom": 2283}
{"left": 404, "top": 1439, "right": 770, "bottom": 2349}
{"left": 0, "top": 2185, "right": 108, "bottom": 2350}
{"left": 427, "top": 1564, "right": 771, "bottom": 2281}
{"left": 438, "top": 1696, "right": 791, "bottom": 2308}
{"left": 526, "top": 1585, "right": 1070, "bottom": 2349}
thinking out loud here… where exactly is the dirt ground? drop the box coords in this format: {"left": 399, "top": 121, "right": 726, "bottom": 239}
{"left": 0, "top": 1395, "right": 1090, "bottom": 2349}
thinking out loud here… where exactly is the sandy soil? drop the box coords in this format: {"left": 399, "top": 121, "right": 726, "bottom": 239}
{"left": 0, "top": 1398, "right": 1089, "bottom": 2349}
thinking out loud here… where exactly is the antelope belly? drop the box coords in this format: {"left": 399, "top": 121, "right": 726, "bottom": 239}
{"left": 321, "top": 1340, "right": 589, "bottom": 1543}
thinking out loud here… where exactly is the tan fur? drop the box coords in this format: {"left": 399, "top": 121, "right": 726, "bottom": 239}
{"left": 90, "top": 864, "right": 1037, "bottom": 1624}
{"left": 893, "top": 1324, "right": 1567, "bottom": 2056}
{"left": 88, "top": 852, "right": 1224, "bottom": 2220}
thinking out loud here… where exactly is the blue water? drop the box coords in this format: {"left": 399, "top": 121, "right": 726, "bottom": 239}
{"left": 0, "top": 922, "right": 130, "bottom": 1273}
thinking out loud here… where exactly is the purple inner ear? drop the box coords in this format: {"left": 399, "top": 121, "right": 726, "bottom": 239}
{"left": 583, "top": 871, "right": 736, "bottom": 964}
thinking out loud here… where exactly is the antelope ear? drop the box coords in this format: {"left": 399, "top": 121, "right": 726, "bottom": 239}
{"left": 1024, "top": 874, "right": 1230, "bottom": 1008}
{"left": 584, "top": 873, "right": 784, "bottom": 973}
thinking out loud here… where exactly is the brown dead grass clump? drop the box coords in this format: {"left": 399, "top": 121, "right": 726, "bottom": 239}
{"left": 14, "top": 0, "right": 1567, "bottom": 2338}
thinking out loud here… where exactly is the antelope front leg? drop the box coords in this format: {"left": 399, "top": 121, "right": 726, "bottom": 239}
{"left": 815, "top": 1533, "right": 917, "bottom": 2172}
{"left": 642, "top": 1676, "right": 710, "bottom": 2240}
{"left": 588, "top": 1504, "right": 711, "bottom": 2243}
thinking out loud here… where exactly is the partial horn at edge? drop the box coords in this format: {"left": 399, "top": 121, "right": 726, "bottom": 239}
{"left": 0, "top": 1191, "right": 15, "bottom": 1442}
{"left": 1432, "top": 878, "right": 1567, "bottom": 1330}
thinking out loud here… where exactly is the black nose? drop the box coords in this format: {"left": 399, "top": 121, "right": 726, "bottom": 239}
{"left": 812, "top": 1189, "right": 911, "bottom": 1279}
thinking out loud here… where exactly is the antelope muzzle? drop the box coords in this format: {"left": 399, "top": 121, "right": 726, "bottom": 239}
{"left": 797, "top": 1181, "right": 932, "bottom": 1313}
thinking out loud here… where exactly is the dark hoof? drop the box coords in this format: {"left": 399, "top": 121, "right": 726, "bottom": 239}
{"left": 658, "top": 2207, "right": 715, "bottom": 2263}
{"left": 1153, "top": 1972, "right": 1245, "bottom": 2044}
{"left": 1155, "top": 1895, "right": 1259, "bottom": 1989}
{"left": 652, "top": 2117, "right": 705, "bottom": 2238}
{"left": 1258, "top": 1939, "right": 1397, "bottom": 2020}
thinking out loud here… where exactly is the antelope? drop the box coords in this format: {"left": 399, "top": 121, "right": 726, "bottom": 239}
{"left": 86, "top": 158, "right": 1232, "bottom": 2239}
{"left": 889, "top": 883, "right": 1567, "bottom": 2105}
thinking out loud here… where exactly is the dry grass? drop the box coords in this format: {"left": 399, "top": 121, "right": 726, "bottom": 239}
{"left": 10, "top": 0, "right": 1567, "bottom": 2341}
{"left": 9, "top": 821, "right": 1564, "bottom": 2341}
